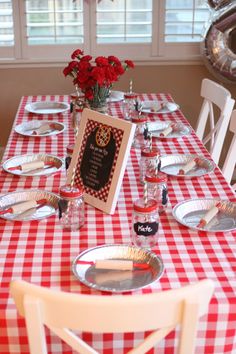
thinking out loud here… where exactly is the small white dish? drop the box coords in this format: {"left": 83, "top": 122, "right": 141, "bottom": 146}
{"left": 107, "top": 90, "right": 124, "bottom": 103}
{"left": 160, "top": 154, "right": 215, "bottom": 178}
{"left": 0, "top": 189, "right": 59, "bottom": 221}
{"left": 25, "top": 101, "right": 70, "bottom": 114}
{"left": 72, "top": 244, "right": 164, "bottom": 293}
{"left": 3, "top": 154, "right": 63, "bottom": 177}
{"left": 173, "top": 198, "right": 236, "bottom": 232}
{"left": 15, "top": 120, "right": 66, "bottom": 137}
{"left": 148, "top": 121, "right": 191, "bottom": 139}
{"left": 141, "top": 100, "right": 179, "bottom": 114}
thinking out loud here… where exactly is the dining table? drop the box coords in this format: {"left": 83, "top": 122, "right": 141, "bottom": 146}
{"left": 0, "top": 93, "right": 236, "bottom": 354}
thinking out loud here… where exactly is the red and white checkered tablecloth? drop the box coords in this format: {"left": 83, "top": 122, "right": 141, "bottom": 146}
{"left": 0, "top": 94, "right": 236, "bottom": 354}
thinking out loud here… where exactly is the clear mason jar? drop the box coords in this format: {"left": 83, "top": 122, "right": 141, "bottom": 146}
{"left": 132, "top": 198, "right": 159, "bottom": 249}
{"left": 65, "top": 144, "right": 74, "bottom": 171}
{"left": 132, "top": 117, "right": 148, "bottom": 149}
{"left": 145, "top": 172, "right": 168, "bottom": 214}
{"left": 123, "top": 93, "right": 138, "bottom": 120}
{"left": 58, "top": 185, "right": 84, "bottom": 231}
{"left": 139, "top": 147, "right": 161, "bottom": 184}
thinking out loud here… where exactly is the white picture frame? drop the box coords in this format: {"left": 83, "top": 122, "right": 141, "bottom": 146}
{"left": 66, "top": 108, "right": 136, "bottom": 214}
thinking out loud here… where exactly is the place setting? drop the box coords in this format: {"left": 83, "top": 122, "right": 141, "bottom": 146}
{"left": 146, "top": 121, "right": 191, "bottom": 139}
{"left": 25, "top": 101, "right": 70, "bottom": 114}
{"left": 14, "top": 120, "right": 66, "bottom": 137}
{"left": 0, "top": 189, "right": 59, "bottom": 221}
{"left": 140, "top": 100, "right": 179, "bottom": 115}
{"left": 107, "top": 90, "right": 124, "bottom": 103}
{"left": 72, "top": 244, "right": 164, "bottom": 293}
{"left": 160, "top": 154, "right": 215, "bottom": 178}
{"left": 172, "top": 198, "right": 236, "bottom": 232}
{"left": 2, "top": 154, "right": 64, "bottom": 177}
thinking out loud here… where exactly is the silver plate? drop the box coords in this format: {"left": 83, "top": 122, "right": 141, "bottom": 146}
{"left": 0, "top": 189, "right": 59, "bottom": 221}
{"left": 147, "top": 121, "right": 191, "bottom": 139}
{"left": 72, "top": 244, "right": 164, "bottom": 293}
{"left": 15, "top": 120, "right": 66, "bottom": 137}
{"left": 25, "top": 101, "right": 69, "bottom": 114}
{"left": 107, "top": 90, "right": 124, "bottom": 103}
{"left": 173, "top": 198, "right": 236, "bottom": 232}
{"left": 3, "top": 154, "right": 64, "bottom": 177}
{"left": 160, "top": 154, "right": 215, "bottom": 178}
{"left": 141, "top": 100, "right": 179, "bottom": 114}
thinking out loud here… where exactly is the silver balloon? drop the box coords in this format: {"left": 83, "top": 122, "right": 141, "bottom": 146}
{"left": 208, "top": 0, "right": 231, "bottom": 9}
{"left": 201, "top": 2, "right": 236, "bottom": 83}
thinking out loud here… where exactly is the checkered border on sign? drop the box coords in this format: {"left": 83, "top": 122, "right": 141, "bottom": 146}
{"left": 74, "top": 119, "right": 124, "bottom": 202}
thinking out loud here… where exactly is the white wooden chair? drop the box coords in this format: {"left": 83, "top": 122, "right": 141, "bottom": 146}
{"left": 10, "top": 279, "right": 214, "bottom": 354}
{"left": 222, "top": 110, "right": 236, "bottom": 190}
{"left": 195, "top": 78, "right": 235, "bottom": 164}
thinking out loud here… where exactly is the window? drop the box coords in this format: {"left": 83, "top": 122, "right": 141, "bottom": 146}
{"left": 0, "top": 0, "right": 211, "bottom": 64}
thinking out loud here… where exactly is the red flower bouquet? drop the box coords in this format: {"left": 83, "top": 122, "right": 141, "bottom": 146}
{"left": 63, "top": 49, "right": 134, "bottom": 111}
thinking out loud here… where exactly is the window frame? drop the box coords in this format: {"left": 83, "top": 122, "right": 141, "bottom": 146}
{"left": 0, "top": 0, "right": 207, "bottom": 67}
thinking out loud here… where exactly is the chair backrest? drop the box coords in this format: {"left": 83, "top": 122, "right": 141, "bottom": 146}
{"left": 195, "top": 78, "right": 235, "bottom": 164}
{"left": 222, "top": 109, "right": 236, "bottom": 186}
{"left": 10, "top": 279, "right": 214, "bottom": 354}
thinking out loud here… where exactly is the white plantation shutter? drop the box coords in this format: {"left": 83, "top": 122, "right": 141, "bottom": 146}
{"left": 25, "top": 0, "right": 84, "bottom": 45}
{"left": 0, "top": 0, "right": 211, "bottom": 63}
{"left": 96, "top": 0, "right": 152, "bottom": 44}
{"left": 0, "top": 0, "right": 14, "bottom": 46}
{"left": 165, "top": 0, "right": 210, "bottom": 42}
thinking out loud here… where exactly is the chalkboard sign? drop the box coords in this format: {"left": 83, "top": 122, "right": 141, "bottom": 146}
{"left": 67, "top": 108, "right": 136, "bottom": 214}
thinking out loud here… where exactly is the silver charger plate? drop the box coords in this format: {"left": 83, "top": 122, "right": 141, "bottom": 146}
{"left": 141, "top": 100, "right": 179, "bottom": 114}
{"left": 173, "top": 198, "right": 236, "bottom": 232}
{"left": 160, "top": 154, "right": 215, "bottom": 178}
{"left": 72, "top": 244, "right": 164, "bottom": 293}
{"left": 107, "top": 90, "right": 124, "bottom": 103}
{"left": 0, "top": 189, "right": 59, "bottom": 221}
{"left": 25, "top": 101, "right": 70, "bottom": 114}
{"left": 147, "top": 121, "right": 191, "bottom": 139}
{"left": 3, "top": 154, "right": 64, "bottom": 177}
{"left": 15, "top": 120, "right": 66, "bottom": 137}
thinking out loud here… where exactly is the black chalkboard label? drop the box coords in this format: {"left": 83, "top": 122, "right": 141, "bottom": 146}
{"left": 58, "top": 199, "right": 68, "bottom": 219}
{"left": 134, "top": 222, "right": 159, "bottom": 237}
{"left": 80, "top": 126, "right": 116, "bottom": 191}
{"left": 65, "top": 156, "right": 72, "bottom": 170}
{"left": 162, "top": 186, "right": 168, "bottom": 205}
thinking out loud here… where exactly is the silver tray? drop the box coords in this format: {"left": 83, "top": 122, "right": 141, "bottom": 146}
{"left": 107, "top": 90, "right": 124, "bottom": 103}
{"left": 173, "top": 198, "right": 236, "bottom": 232}
{"left": 0, "top": 189, "right": 59, "bottom": 221}
{"left": 160, "top": 154, "right": 215, "bottom": 178}
{"left": 15, "top": 120, "right": 66, "bottom": 137}
{"left": 3, "top": 154, "right": 64, "bottom": 177}
{"left": 141, "top": 100, "right": 179, "bottom": 114}
{"left": 25, "top": 101, "right": 69, "bottom": 114}
{"left": 147, "top": 121, "right": 191, "bottom": 139}
{"left": 72, "top": 244, "right": 164, "bottom": 293}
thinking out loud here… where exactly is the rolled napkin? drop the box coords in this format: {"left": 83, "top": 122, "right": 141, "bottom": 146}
{"left": 94, "top": 270, "right": 133, "bottom": 285}
{"left": 0, "top": 198, "right": 47, "bottom": 215}
{"left": 76, "top": 259, "right": 150, "bottom": 270}
{"left": 178, "top": 157, "right": 200, "bottom": 175}
{"left": 8, "top": 160, "right": 54, "bottom": 172}
{"left": 197, "top": 202, "right": 221, "bottom": 228}
{"left": 32, "top": 123, "right": 56, "bottom": 135}
{"left": 159, "top": 123, "right": 174, "bottom": 137}
{"left": 150, "top": 102, "right": 165, "bottom": 113}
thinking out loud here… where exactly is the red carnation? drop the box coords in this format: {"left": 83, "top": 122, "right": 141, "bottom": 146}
{"left": 81, "top": 55, "right": 92, "bottom": 62}
{"left": 71, "top": 48, "right": 84, "bottom": 59}
{"left": 125, "top": 60, "right": 135, "bottom": 68}
{"left": 95, "top": 56, "right": 109, "bottom": 67}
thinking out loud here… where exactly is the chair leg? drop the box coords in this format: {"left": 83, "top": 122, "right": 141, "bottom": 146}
{"left": 24, "top": 295, "right": 48, "bottom": 354}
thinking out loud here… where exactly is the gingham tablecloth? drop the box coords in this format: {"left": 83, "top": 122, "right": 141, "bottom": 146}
{"left": 0, "top": 94, "right": 236, "bottom": 354}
